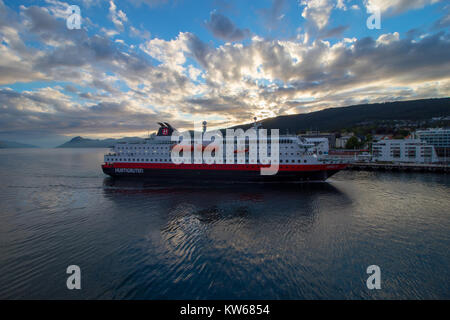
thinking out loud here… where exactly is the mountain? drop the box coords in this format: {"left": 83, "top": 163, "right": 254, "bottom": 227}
{"left": 0, "top": 140, "right": 38, "bottom": 148}
{"left": 230, "top": 98, "right": 450, "bottom": 132}
{"left": 57, "top": 98, "right": 449, "bottom": 147}
{"left": 57, "top": 136, "right": 145, "bottom": 148}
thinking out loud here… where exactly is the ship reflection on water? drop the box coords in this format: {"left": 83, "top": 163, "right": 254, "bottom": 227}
{"left": 102, "top": 177, "right": 349, "bottom": 231}
{"left": 102, "top": 178, "right": 349, "bottom": 228}
{"left": 99, "top": 178, "right": 359, "bottom": 299}
{"left": 102, "top": 177, "right": 350, "bottom": 242}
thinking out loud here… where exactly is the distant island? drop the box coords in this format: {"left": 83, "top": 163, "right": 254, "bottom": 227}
{"left": 0, "top": 140, "right": 38, "bottom": 149}
{"left": 57, "top": 98, "right": 449, "bottom": 148}
{"left": 57, "top": 136, "right": 145, "bottom": 148}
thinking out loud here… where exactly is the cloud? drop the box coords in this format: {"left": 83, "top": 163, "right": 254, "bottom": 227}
{"left": 259, "top": 0, "right": 287, "bottom": 28}
{"left": 22, "top": 5, "right": 64, "bottom": 34}
{"left": 101, "top": 27, "right": 119, "bottom": 37}
{"left": 205, "top": 12, "right": 251, "bottom": 42}
{"left": 300, "top": 0, "right": 334, "bottom": 31}
{"left": 0, "top": 87, "right": 183, "bottom": 137}
{"left": 336, "top": 0, "right": 347, "bottom": 11}
{"left": 433, "top": 15, "right": 450, "bottom": 30}
{"left": 364, "top": 0, "right": 441, "bottom": 15}
{"left": 431, "top": 5, "right": 450, "bottom": 30}
{"left": 108, "top": 0, "right": 127, "bottom": 31}
{"left": 376, "top": 32, "right": 400, "bottom": 45}
{"left": 183, "top": 32, "right": 450, "bottom": 117}
{"left": 318, "top": 25, "right": 349, "bottom": 39}
{"left": 129, "top": 25, "right": 151, "bottom": 39}
{"left": 140, "top": 32, "right": 191, "bottom": 72}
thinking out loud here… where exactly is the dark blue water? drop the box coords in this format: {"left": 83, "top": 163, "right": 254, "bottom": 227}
{"left": 0, "top": 148, "right": 449, "bottom": 299}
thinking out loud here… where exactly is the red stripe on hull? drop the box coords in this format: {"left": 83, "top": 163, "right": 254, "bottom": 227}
{"left": 102, "top": 162, "right": 348, "bottom": 172}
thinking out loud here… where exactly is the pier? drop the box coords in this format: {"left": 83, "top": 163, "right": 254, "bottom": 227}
{"left": 347, "top": 162, "right": 450, "bottom": 173}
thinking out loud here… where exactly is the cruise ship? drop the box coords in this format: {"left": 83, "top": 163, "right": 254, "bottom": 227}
{"left": 102, "top": 121, "right": 349, "bottom": 182}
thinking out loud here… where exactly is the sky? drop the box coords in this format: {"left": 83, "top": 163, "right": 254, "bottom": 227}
{"left": 0, "top": 0, "right": 449, "bottom": 146}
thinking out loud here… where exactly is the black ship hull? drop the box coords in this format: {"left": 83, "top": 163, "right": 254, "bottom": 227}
{"left": 102, "top": 164, "right": 347, "bottom": 183}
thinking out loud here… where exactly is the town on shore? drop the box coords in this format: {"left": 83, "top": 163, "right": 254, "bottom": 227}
{"left": 302, "top": 126, "right": 449, "bottom": 171}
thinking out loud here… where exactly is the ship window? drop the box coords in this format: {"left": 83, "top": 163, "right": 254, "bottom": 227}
{"left": 304, "top": 160, "right": 307, "bottom": 163}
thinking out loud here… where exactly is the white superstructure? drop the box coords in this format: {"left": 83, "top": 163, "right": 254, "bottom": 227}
{"left": 304, "top": 137, "right": 329, "bottom": 156}
{"left": 104, "top": 134, "right": 338, "bottom": 165}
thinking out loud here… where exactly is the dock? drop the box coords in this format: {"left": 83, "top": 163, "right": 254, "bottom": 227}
{"left": 347, "top": 162, "right": 450, "bottom": 173}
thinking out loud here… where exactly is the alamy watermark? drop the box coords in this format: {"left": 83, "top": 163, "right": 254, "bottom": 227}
{"left": 66, "top": 265, "right": 81, "bottom": 290}
{"left": 170, "top": 121, "right": 280, "bottom": 175}
{"left": 366, "top": 265, "right": 381, "bottom": 290}
{"left": 366, "top": 5, "right": 381, "bottom": 30}
{"left": 66, "top": 5, "right": 81, "bottom": 30}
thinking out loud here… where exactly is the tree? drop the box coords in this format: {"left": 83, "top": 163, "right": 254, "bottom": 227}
{"left": 345, "top": 136, "right": 360, "bottom": 149}
{"left": 365, "top": 134, "right": 373, "bottom": 150}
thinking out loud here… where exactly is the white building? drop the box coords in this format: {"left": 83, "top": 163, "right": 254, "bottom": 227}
{"left": 372, "top": 138, "right": 439, "bottom": 163}
{"left": 415, "top": 128, "right": 450, "bottom": 160}
{"left": 336, "top": 135, "right": 353, "bottom": 149}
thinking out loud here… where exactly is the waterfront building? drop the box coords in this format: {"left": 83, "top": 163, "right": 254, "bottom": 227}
{"left": 415, "top": 128, "right": 450, "bottom": 160}
{"left": 372, "top": 138, "right": 439, "bottom": 163}
{"left": 336, "top": 135, "right": 354, "bottom": 149}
